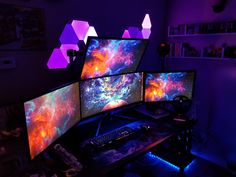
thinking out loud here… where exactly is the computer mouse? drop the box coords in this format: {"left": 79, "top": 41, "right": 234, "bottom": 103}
{"left": 140, "top": 125, "right": 151, "bottom": 131}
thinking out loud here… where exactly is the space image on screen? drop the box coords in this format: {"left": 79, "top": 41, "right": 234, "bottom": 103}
{"left": 80, "top": 72, "right": 143, "bottom": 118}
{"left": 24, "top": 82, "right": 81, "bottom": 159}
{"left": 81, "top": 37, "right": 148, "bottom": 79}
{"left": 145, "top": 71, "right": 195, "bottom": 102}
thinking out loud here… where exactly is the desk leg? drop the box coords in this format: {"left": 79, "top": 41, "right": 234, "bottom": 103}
{"left": 179, "top": 167, "right": 185, "bottom": 177}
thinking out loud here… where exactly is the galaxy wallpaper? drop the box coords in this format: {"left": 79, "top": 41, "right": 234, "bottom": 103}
{"left": 145, "top": 72, "right": 195, "bottom": 102}
{"left": 81, "top": 38, "right": 148, "bottom": 79}
{"left": 24, "top": 82, "right": 81, "bottom": 159}
{"left": 80, "top": 73, "right": 143, "bottom": 118}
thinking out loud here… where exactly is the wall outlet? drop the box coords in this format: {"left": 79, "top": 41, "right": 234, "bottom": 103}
{"left": 0, "top": 58, "right": 16, "bottom": 70}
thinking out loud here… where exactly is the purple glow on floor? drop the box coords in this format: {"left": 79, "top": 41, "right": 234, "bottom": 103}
{"left": 60, "top": 44, "right": 79, "bottom": 62}
{"left": 71, "top": 20, "right": 90, "bottom": 41}
{"left": 47, "top": 49, "right": 68, "bottom": 69}
{"left": 59, "top": 24, "right": 79, "bottom": 44}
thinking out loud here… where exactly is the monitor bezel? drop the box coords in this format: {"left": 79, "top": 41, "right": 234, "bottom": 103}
{"left": 79, "top": 71, "right": 144, "bottom": 120}
{"left": 80, "top": 36, "right": 149, "bottom": 80}
{"left": 143, "top": 70, "right": 196, "bottom": 103}
{"left": 23, "top": 80, "right": 81, "bottom": 161}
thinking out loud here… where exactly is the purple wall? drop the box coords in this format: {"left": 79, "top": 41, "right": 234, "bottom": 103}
{"left": 166, "top": 0, "right": 236, "bottom": 173}
{"left": 0, "top": 0, "right": 169, "bottom": 106}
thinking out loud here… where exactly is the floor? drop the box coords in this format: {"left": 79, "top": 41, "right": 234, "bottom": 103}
{"left": 109, "top": 152, "right": 236, "bottom": 177}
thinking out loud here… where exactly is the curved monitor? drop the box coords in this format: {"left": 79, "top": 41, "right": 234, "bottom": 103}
{"left": 144, "top": 71, "right": 195, "bottom": 102}
{"left": 24, "top": 82, "right": 81, "bottom": 159}
{"left": 80, "top": 72, "right": 143, "bottom": 118}
{"left": 81, "top": 37, "right": 148, "bottom": 79}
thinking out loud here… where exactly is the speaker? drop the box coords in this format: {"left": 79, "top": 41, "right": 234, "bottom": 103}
{"left": 157, "top": 42, "right": 170, "bottom": 57}
{"left": 172, "top": 95, "right": 192, "bottom": 116}
{"left": 211, "top": 0, "right": 228, "bottom": 13}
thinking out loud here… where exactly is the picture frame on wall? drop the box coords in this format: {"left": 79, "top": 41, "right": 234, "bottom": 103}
{"left": 0, "top": 3, "right": 47, "bottom": 50}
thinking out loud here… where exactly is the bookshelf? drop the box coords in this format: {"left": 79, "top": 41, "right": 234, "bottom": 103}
{"left": 167, "top": 20, "right": 236, "bottom": 59}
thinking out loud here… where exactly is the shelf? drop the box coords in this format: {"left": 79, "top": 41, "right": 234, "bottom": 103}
{"left": 168, "top": 32, "right": 236, "bottom": 37}
{"left": 166, "top": 56, "right": 236, "bottom": 61}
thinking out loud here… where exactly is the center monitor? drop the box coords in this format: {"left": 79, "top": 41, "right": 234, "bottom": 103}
{"left": 24, "top": 82, "right": 81, "bottom": 160}
{"left": 80, "top": 72, "right": 144, "bottom": 118}
{"left": 144, "top": 71, "right": 195, "bottom": 102}
{"left": 80, "top": 37, "right": 148, "bottom": 80}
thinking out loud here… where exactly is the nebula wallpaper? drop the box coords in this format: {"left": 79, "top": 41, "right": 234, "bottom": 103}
{"left": 145, "top": 72, "right": 195, "bottom": 102}
{"left": 80, "top": 73, "right": 143, "bottom": 118}
{"left": 81, "top": 38, "right": 148, "bottom": 79}
{"left": 24, "top": 82, "right": 81, "bottom": 159}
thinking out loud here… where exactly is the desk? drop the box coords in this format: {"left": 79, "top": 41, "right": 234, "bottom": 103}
{"left": 73, "top": 116, "right": 190, "bottom": 177}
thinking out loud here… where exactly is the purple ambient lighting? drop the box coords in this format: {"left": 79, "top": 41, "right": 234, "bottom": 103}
{"left": 71, "top": 20, "right": 90, "bottom": 41}
{"left": 142, "top": 14, "right": 152, "bottom": 29}
{"left": 47, "top": 49, "right": 68, "bottom": 69}
{"left": 60, "top": 44, "right": 79, "bottom": 62}
{"left": 122, "top": 30, "right": 131, "bottom": 38}
{"left": 59, "top": 24, "right": 79, "bottom": 44}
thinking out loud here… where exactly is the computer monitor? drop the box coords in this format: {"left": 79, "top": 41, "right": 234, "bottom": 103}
{"left": 80, "top": 72, "right": 144, "bottom": 118}
{"left": 24, "top": 82, "right": 81, "bottom": 160}
{"left": 80, "top": 37, "right": 148, "bottom": 79}
{"left": 144, "top": 71, "right": 195, "bottom": 102}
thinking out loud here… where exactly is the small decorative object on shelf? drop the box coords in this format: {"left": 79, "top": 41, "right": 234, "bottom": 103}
{"left": 202, "top": 45, "right": 224, "bottom": 58}
{"left": 224, "top": 45, "right": 236, "bottom": 58}
{"left": 168, "top": 24, "right": 185, "bottom": 35}
{"left": 169, "top": 42, "right": 200, "bottom": 58}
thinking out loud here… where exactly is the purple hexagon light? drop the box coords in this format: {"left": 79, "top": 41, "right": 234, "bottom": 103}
{"left": 59, "top": 24, "right": 79, "bottom": 44}
{"left": 60, "top": 44, "right": 79, "bottom": 63}
{"left": 83, "top": 26, "right": 98, "bottom": 44}
{"left": 71, "top": 20, "right": 90, "bottom": 41}
{"left": 122, "top": 13, "right": 152, "bottom": 39}
{"left": 47, "top": 49, "right": 68, "bottom": 69}
{"left": 48, "top": 20, "right": 96, "bottom": 69}
{"left": 141, "top": 28, "right": 151, "bottom": 39}
{"left": 48, "top": 14, "right": 151, "bottom": 69}
{"left": 142, "top": 14, "right": 152, "bottom": 29}
{"left": 127, "top": 26, "right": 143, "bottom": 38}
{"left": 122, "top": 30, "right": 131, "bottom": 38}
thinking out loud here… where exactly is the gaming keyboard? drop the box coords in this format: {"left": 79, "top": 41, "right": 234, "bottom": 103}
{"left": 89, "top": 125, "right": 149, "bottom": 148}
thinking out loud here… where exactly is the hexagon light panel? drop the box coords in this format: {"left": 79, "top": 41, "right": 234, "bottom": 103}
{"left": 60, "top": 44, "right": 79, "bottom": 62}
{"left": 122, "top": 13, "right": 152, "bottom": 39}
{"left": 142, "top": 14, "right": 152, "bottom": 29}
{"left": 142, "top": 28, "right": 151, "bottom": 39}
{"left": 47, "top": 49, "right": 68, "bottom": 69}
{"left": 48, "top": 14, "right": 150, "bottom": 69}
{"left": 128, "top": 26, "right": 143, "bottom": 38}
{"left": 83, "top": 26, "right": 98, "bottom": 44}
{"left": 59, "top": 24, "right": 79, "bottom": 44}
{"left": 122, "top": 30, "right": 130, "bottom": 38}
{"left": 71, "top": 20, "right": 90, "bottom": 41}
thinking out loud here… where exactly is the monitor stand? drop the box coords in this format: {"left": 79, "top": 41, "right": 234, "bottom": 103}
{"left": 135, "top": 102, "right": 170, "bottom": 120}
{"left": 94, "top": 111, "right": 137, "bottom": 137}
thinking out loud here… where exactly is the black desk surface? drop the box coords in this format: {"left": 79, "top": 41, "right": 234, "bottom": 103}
{"left": 74, "top": 117, "right": 182, "bottom": 177}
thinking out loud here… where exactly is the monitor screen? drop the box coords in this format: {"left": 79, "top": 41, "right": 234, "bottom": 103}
{"left": 81, "top": 37, "right": 148, "bottom": 79}
{"left": 24, "top": 82, "right": 81, "bottom": 159}
{"left": 80, "top": 72, "right": 143, "bottom": 118}
{"left": 145, "top": 71, "right": 195, "bottom": 102}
